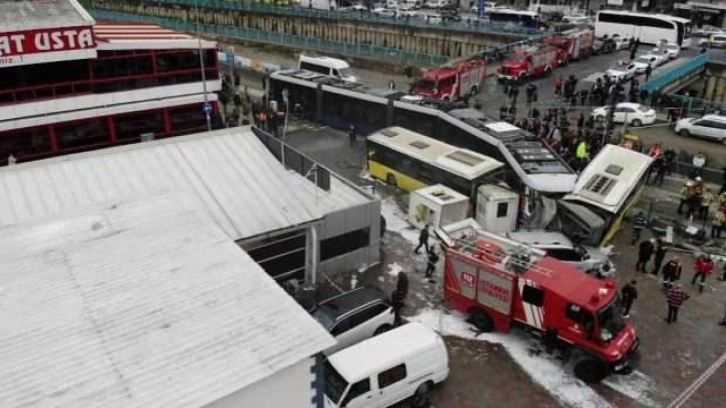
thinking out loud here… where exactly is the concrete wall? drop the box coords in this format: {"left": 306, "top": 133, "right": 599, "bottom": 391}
{"left": 90, "top": 1, "right": 520, "bottom": 60}
{"left": 206, "top": 357, "right": 316, "bottom": 408}
{"left": 318, "top": 198, "right": 381, "bottom": 275}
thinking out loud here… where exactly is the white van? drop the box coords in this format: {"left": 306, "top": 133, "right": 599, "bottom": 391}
{"left": 298, "top": 54, "right": 358, "bottom": 82}
{"left": 323, "top": 322, "right": 449, "bottom": 408}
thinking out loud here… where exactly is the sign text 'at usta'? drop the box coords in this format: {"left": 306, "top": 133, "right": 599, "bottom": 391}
{"left": 0, "top": 26, "right": 95, "bottom": 57}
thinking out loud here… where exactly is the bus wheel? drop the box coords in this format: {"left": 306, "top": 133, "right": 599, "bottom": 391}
{"left": 469, "top": 308, "right": 494, "bottom": 332}
{"left": 386, "top": 173, "right": 398, "bottom": 187}
{"left": 574, "top": 357, "right": 608, "bottom": 384}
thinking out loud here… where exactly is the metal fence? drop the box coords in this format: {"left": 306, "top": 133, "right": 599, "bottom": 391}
{"left": 125, "top": 0, "right": 541, "bottom": 36}
{"left": 642, "top": 52, "right": 709, "bottom": 93}
{"left": 89, "top": 9, "right": 451, "bottom": 66}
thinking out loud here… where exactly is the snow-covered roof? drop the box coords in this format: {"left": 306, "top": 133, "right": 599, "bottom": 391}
{"left": 0, "top": 192, "right": 335, "bottom": 408}
{"left": 0, "top": 0, "right": 94, "bottom": 32}
{"left": 0, "top": 127, "right": 324, "bottom": 240}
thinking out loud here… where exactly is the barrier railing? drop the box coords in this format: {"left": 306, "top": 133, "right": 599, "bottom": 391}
{"left": 643, "top": 52, "right": 709, "bottom": 93}
{"left": 106, "top": 0, "right": 541, "bottom": 36}
{"left": 89, "top": 9, "right": 451, "bottom": 66}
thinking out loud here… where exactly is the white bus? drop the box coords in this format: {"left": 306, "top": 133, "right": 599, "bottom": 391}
{"left": 563, "top": 145, "right": 653, "bottom": 246}
{"left": 595, "top": 11, "right": 693, "bottom": 48}
{"left": 366, "top": 126, "right": 505, "bottom": 198}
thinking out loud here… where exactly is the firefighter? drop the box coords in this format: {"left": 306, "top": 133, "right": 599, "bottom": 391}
{"left": 636, "top": 238, "right": 655, "bottom": 273}
{"left": 414, "top": 225, "right": 430, "bottom": 254}
{"left": 712, "top": 207, "right": 725, "bottom": 239}
{"left": 677, "top": 181, "right": 694, "bottom": 215}
{"left": 662, "top": 257, "right": 683, "bottom": 290}
{"left": 691, "top": 254, "right": 714, "bottom": 293}
{"left": 652, "top": 238, "right": 668, "bottom": 275}
{"left": 426, "top": 248, "right": 439, "bottom": 283}
{"left": 631, "top": 212, "right": 648, "bottom": 246}
{"left": 665, "top": 283, "right": 690, "bottom": 324}
{"left": 620, "top": 280, "right": 638, "bottom": 318}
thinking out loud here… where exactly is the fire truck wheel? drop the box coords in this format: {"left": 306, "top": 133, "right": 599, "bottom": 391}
{"left": 574, "top": 358, "right": 608, "bottom": 384}
{"left": 411, "top": 381, "right": 433, "bottom": 408}
{"left": 469, "top": 309, "right": 494, "bottom": 332}
{"left": 386, "top": 173, "right": 398, "bottom": 187}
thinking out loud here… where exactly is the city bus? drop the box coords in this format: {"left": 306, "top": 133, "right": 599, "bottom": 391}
{"left": 562, "top": 145, "right": 653, "bottom": 246}
{"left": 595, "top": 10, "right": 693, "bottom": 48}
{"left": 366, "top": 126, "right": 505, "bottom": 198}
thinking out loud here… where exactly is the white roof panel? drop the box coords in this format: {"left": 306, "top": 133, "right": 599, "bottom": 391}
{"left": 0, "top": 127, "right": 323, "bottom": 239}
{"left": 0, "top": 192, "right": 335, "bottom": 408}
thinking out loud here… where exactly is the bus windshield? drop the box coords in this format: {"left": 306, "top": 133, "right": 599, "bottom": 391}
{"left": 324, "top": 360, "right": 349, "bottom": 405}
{"left": 597, "top": 299, "right": 625, "bottom": 342}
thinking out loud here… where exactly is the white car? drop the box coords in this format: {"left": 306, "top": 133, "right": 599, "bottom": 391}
{"left": 632, "top": 55, "right": 659, "bottom": 73}
{"left": 606, "top": 63, "right": 637, "bottom": 82}
{"left": 591, "top": 103, "right": 657, "bottom": 127}
{"left": 675, "top": 115, "right": 726, "bottom": 144}
{"left": 312, "top": 287, "right": 396, "bottom": 355}
{"left": 652, "top": 43, "right": 680, "bottom": 59}
{"left": 612, "top": 34, "right": 631, "bottom": 50}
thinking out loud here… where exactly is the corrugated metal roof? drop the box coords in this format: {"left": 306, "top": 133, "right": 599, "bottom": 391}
{"left": 0, "top": 192, "right": 335, "bottom": 408}
{"left": 0, "top": 0, "right": 94, "bottom": 32}
{"left": 0, "top": 127, "right": 324, "bottom": 240}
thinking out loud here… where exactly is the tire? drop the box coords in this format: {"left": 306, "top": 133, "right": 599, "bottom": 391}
{"left": 469, "top": 308, "right": 495, "bottom": 332}
{"left": 411, "top": 381, "right": 433, "bottom": 408}
{"left": 679, "top": 129, "right": 690, "bottom": 138}
{"left": 574, "top": 358, "right": 608, "bottom": 384}
{"left": 631, "top": 118, "right": 642, "bottom": 127}
{"left": 374, "top": 324, "right": 392, "bottom": 335}
{"left": 386, "top": 173, "right": 397, "bottom": 187}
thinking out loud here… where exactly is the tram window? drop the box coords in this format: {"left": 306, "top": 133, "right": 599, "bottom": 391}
{"left": 55, "top": 119, "right": 110, "bottom": 150}
{"left": 114, "top": 111, "right": 165, "bottom": 142}
{"left": 0, "top": 127, "right": 52, "bottom": 163}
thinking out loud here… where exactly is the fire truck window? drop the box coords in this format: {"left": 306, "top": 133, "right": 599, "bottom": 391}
{"left": 377, "top": 364, "right": 407, "bottom": 389}
{"left": 522, "top": 285, "right": 544, "bottom": 307}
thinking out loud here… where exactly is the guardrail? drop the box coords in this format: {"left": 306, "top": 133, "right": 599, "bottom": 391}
{"left": 89, "top": 9, "right": 451, "bottom": 66}
{"left": 643, "top": 52, "right": 709, "bottom": 93}
{"left": 114, "top": 0, "right": 541, "bottom": 37}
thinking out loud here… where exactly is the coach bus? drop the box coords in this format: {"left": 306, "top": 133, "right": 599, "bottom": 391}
{"left": 268, "top": 69, "right": 577, "bottom": 196}
{"left": 563, "top": 145, "right": 653, "bottom": 246}
{"left": 367, "top": 126, "right": 505, "bottom": 197}
{"left": 595, "top": 10, "right": 693, "bottom": 48}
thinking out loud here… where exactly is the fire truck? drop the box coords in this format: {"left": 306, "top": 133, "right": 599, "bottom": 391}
{"left": 544, "top": 27, "right": 595, "bottom": 62}
{"left": 436, "top": 219, "right": 640, "bottom": 384}
{"left": 411, "top": 57, "right": 487, "bottom": 101}
{"left": 496, "top": 45, "right": 562, "bottom": 82}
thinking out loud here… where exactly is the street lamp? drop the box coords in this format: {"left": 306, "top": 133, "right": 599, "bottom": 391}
{"left": 196, "top": 3, "right": 212, "bottom": 132}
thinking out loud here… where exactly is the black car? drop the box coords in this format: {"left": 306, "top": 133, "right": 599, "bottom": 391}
{"left": 592, "top": 37, "right": 616, "bottom": 55}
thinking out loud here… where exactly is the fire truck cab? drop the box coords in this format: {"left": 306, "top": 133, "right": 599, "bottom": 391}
{"left": 437, "top": 219, "right": 639, "bottom": 384}
{"left": 412, "top": 58, "right": 487, "bottom": 101}
{"left": 497, "top": 46, "right": 560, "bottom": 82}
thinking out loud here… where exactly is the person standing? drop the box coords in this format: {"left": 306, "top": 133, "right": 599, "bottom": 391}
{"left": 665, "top": 283, "right": 689, "bottom": 324}
{"left": 425, "top": 248, "right": 439, "bottom": 283}
{"left": 691, "top": 254, "right": 714, "bottom": 293}
{"left": 662, "top": 257, "right": 683, "bottom": 290}
{"left": 636, "top": 238, "right": 655, "bottom": 272}
{"left": 620, "top": 280, "right": 638, "bottom": 318}
{"left": 348, "top": 123, "right": 357, "bottom": 147}
{"left": 631, "top": 212, "right": 648, "bottom": 246}
{"left": 652, "top": 239, "right": 668, "bottom": 275}
{"left": 414, "top": 225, "right": 430, "bottom": 254}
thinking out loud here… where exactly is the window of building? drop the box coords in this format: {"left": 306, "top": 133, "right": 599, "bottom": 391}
{"left": 114, "top": 111, "right": 165, "bottom": 142}
{"left": 0, "top": 127, "right": 52, "bottom": 164}
{"left": 320, "top": 228, "right": 371, "bottom": 261}
{"left": 55, "top": 118, "right": 110, "bottom": 151}
{"left": 377, "top": 364, "right": 407, "bottom": 389}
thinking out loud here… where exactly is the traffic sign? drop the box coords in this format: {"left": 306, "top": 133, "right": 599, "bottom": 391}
{"left": 203, "top": 102, "right": 213, "bottom": 115}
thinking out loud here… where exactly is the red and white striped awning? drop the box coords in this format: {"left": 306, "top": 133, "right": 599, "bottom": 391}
{"left": 93, "top": 23, "right": 216, "bottom": 50}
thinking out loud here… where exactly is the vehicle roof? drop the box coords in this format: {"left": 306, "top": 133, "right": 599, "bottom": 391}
{"left": 327, "top": 323, "right": 441, "bottom": 381}
{"left": 317, "top": 287, "right": 388, "bottom": 321}
{"left": 506, "top": 230, "right": 574, "bottom": 248}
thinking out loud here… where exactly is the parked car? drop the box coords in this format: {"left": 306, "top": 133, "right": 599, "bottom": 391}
{"left": 606, "top": 63, "right": 637, "bottom": 81}
{"left": 592, "top": 37, "right": 616, "bottom": 55}
{"left": 323, "top": 322, "right": 449, "bottom": 408}
{"left": 591, "top": 102, "right": 657, "bottom": 126}
{"left": 675, "top": 114, "right": 726, "bottom": 144}
{"left": 506, "top": 231, "right": 615, "bottom": 278}
{"left": 612, "top": 34, "right": 631, "bottom": 50}
{"left": 311, "top": 287, "right": 396, "bottom": 355}
{"left": 632, "top": 55, "right": 659, "bottom": 73}
{"left": 694, "top": 24, "right": 725, "bottom": 37}
{"left": 652, "top": 43, "right": 680, "bottom": 59}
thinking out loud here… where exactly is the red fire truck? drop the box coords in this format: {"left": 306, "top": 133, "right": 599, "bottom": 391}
{"left": 436, "top": 220, "right": 640, "bottom": 384}
{"left": 544, "top": 27, "right": 595, "bottom": 62}
{"left": 496, "top": 45, "right": 562, "bottom": 82}
{"left": 412, "top": 57, "right": 487, "bottom": 101}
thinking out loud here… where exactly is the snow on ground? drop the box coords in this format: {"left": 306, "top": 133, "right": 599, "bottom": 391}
{"left": 411, "top": 308, "right": 614, "bottom": 408}
{"left": 386, "top": 262, "right": 404, "bottom": 277}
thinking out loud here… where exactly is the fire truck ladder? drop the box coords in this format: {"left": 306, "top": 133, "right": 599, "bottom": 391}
{"left": 447, "top": 235, "right": 556, "bottom": 278}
